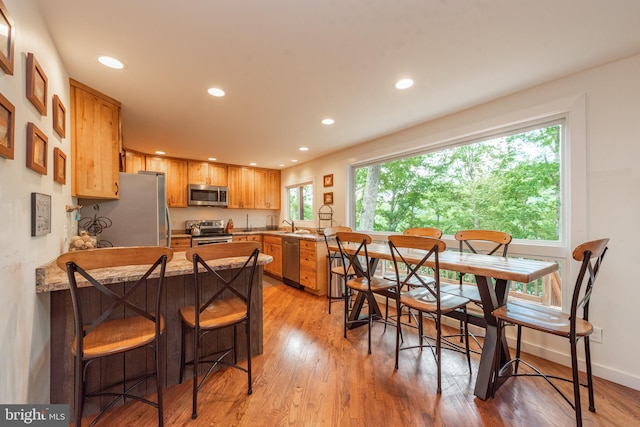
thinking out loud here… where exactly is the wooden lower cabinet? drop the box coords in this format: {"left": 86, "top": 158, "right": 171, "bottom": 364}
{"left": 299, "top": 239, "right": 328, "bottom": 295}
{"left": 263, "top": 235, "right": 282, "bottom": 278}
{"left": 170, "top": 235, "right": 191, "bottom": 250}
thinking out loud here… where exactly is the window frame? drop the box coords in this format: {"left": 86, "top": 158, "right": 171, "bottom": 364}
{"left": 286, "top": 181, "right": 315, "bottom": 223}
{"left": 345, "top": 95, "right": 587, "bottom": 313}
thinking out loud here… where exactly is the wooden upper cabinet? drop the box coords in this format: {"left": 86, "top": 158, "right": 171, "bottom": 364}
{"left": 124, "top": 150, "right": 146, "bottom": 174}
{"left": 146, "top": 156, "right": 188, "bottom": 207}
{"left": 228, "top": 166, "right": 254, "bottom": 209}
{"left": 70, "top": 79, "right": 121, "bottom": 199}
{"left": 254, "top": 168, "right": 281, "bottom": 209}
{"left": 187, "top": 161, "right": 228, "bottom": 186}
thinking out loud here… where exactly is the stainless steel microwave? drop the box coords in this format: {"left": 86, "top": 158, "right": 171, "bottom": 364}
{"left": 188, "top": 184, "right": 228, "bottom": 207}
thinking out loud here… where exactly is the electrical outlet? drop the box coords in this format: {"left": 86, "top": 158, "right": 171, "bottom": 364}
{"left": 591, "top": 327, "right": 603, "bottom": 343}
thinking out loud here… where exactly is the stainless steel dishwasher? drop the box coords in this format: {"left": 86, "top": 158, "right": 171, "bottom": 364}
{"left": 282, "top": 236, "right": 302, "bottom": 289}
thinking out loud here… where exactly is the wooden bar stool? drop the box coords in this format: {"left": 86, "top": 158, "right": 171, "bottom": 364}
{"left": 491, "top": 238, "right": 609, "bottom": 427}
{"left": 57, "top": 246, "right": 173, "bottom": 427}
{"left": 323, "top": 226, "right": 354, "bottom": 313}
{"left": 179, "top": 241, "right": 261, "bottom": 419}
{"left": 388, "top": 235, "right": 471, "bottom": 393}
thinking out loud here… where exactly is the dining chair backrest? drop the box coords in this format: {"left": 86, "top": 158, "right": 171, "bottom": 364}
{"left": 388, "top": 235, "right": 446, "bottom": 291}
{"left": 403, "top": 227, "right": 443, "bottom": 238}
{"left": 57, "top": 246, "right": 174, "bottom": 347}
{"left": 185, "top": 241, "right": 261, "bottom": 325}
{"left": 455, "top": 229, "right": 512, "bottom": 257}
{"left": 323, "top": 226, "right": 352, "bottom": 257}
{"left": 570, "top": 238, "right": 609, "bottom": 325}
{"left": 335, "top": 231, "right": 373, "bottom": 279}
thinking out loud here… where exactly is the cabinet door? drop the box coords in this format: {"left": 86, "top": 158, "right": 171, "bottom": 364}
{"left": 254, "top": 169, "right": 281, "bottom": 209}
{"left": 228, "top": 166, "right": 255, "bottom": 208}
{"left": 187, "top": 161, "right": 208, "bottom": 184}
{"left": 266, "top": 169, "right": 281, "bottom": 209}
{"left": 146, "top": 157, "right": 188, "bottom": 207}
{"left": 71, "top": 80, "right": 121, "bottom": 199}
{"left": 208, "top": 164, "right": 228, "bottom": 186}
{"left": 263, "top": 236, "right": 282, "bottom": 277}
{"left": 254, "top": 169, "right": 268, "bottom": 209}
{"left": 166, "top": 158, "right": 188, "bottom": 207}
{"left": 124, "top": 151, "right": 146, "bottom": 173}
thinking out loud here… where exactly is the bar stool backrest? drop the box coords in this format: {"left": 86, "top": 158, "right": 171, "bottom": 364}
{"left": 185, "top": 241, "right": 261, "bottom": 326}
{"left": 57, "top": 246, "right": 174, "bottom": 352}
{"left": 454, "top": 229, "right": 512, "bottom": 256}
{"left": 335, "top": 231, "right": 373, "bottom": 280}
{"left": 403, "top": 227, "right": 443, "bottom": 238}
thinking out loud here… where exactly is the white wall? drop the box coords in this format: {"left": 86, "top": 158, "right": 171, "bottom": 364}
{"left": 282, "top": 53, "right": 640, "bottom": 390}
{"left": 0, "top": 0, "right": 73, "bottom": 403}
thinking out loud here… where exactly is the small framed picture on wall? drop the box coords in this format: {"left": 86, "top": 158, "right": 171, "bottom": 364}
{"left": 323, "top": 192, "right": 334, "bottom": 205}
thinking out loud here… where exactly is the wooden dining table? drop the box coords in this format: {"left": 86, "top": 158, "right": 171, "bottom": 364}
{"left": 328, "top": 241, "right": 558, "bottom": 400}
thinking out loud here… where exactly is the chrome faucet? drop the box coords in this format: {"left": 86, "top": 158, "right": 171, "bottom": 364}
{"left": 282, "top": 219, "right": 295, "bottom": 232}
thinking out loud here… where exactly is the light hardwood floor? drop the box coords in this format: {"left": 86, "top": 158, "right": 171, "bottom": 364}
{"left": 81, "top": 276, "right": 640, "bottom": 426}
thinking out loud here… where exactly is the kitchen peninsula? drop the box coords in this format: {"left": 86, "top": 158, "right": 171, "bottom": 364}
{"left": 35, "top": 250, "right": 272, "bottom": 414}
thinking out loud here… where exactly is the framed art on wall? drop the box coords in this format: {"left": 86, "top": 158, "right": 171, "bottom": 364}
{"left": 26, "top": 122, "right": 47, "bottom": 175}
{"left": 0, "top": 0, "right": 15, "bottom": 75}
{"left": 52, "top": 95, "right": 66, "bottom": 137}
{"left": 53, "top": 147, "right": 66, "bottom": 184}
{"left": 323, "top": 174, "right": 333, "bottom": 187}
{"left": 323, "top": 192, "right": 334, "bottom": 205}
{"left": 26, "top": 53, "right": 48, "bottom": 115}
{"left": 0, "top": 91, "right": 14, "bottom": 159}
{"left": 31, "top": 192, "right": 51, "bottom": 236}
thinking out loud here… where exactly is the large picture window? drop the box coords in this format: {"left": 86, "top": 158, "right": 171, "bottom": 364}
{"left": 353, "top": 121, "right": 562, "bottom": 241}
{"left": 352, "top": 119, "right": 566, "bottom": 308}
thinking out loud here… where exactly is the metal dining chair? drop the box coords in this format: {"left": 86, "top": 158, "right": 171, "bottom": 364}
{"left": 323, "top": 226, "right": 354, "bottom": 313}
{"left": 336, "top": 231, "right": 396, "bottom": 354}
{"left": 57, "top": 246, "right": 173, "bottom": 427}
{"left": 179, "top": 241, "right": 261, "bottom": 419}
{"left": 441, "top": 229, "right": 512, "bottom": 349}
{"left": 388, "top": 235, "right": 471, "bottom": 393}
{"left": 491, "top": 238, "right": 609, "bottom": 427}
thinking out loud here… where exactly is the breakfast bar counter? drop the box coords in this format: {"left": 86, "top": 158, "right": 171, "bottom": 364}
{"left": 36, "top": 250, "right": 272, "bottom": 415}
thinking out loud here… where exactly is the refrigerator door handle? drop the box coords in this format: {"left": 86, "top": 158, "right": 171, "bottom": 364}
{"left": 166, "top": 207, "right": 172, "bottom": 247}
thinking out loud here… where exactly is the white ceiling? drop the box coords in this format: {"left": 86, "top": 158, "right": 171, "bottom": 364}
{"left": 34, "top": 0, "right": 640, "bottom": 169}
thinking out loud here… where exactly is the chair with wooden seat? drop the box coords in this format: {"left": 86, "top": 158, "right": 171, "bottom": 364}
{"left": 383, "top": 227, "right": 443, "bottom": 325}
{"left": 491, "top": 238, "right": 609, "bottom": 427}
{"left": 323, "top": 226, "right": 355, "bottom": 314}
{"left": 179, "top": 241, "right": 261, "bottom": 419}
{"left": 57, "top": 246, "right": 173, "bottom": 427}
{"left": 336, "top": 231, "right": 396, "bottom": 354}
{"left": 388, "top": 235, "right": 471, "bottom": 393}
{"left": 441, "top": 229, "right": 512, "bottom": 347}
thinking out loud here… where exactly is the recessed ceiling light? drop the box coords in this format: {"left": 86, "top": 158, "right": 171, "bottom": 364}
{"left": 299, "top": 147, "right": 309, "bottom": 151}
{"left": 279, "top": 164, "right": 285, "bottom": 167}
{"left": 291, "top": 159, "right": 298, "bottom": 163}
{"left": 155, "top": 151, "right": 166, "bottom": 155}
{"left": 207, "top": 157, "right": 217, "bottom": 161}
{"left": 321, "top": 118, "right": 335, "bottom": 125}
{"left": 395, "top": 78, "right": 414, "bottom": 89}
{"left": 207, "top": 87, "right": 225, "bottom": 97}
{"left": 98, "top": 56, "right": 124, "bottom": 69}
{"left": 249, "top": 162, "right": 257, "bottom": 166}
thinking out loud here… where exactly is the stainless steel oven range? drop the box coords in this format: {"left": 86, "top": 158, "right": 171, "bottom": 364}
{"left": 185, "top": 219, "right": 233, "bottom": 246}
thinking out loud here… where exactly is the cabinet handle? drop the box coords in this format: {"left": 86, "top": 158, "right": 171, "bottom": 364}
{"left": 115, "top": 182, "right": 119, "bottom": 196}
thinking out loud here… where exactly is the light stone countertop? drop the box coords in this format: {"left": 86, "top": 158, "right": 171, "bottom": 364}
{"left": 36, "top": 250, "right": 273, "bottom": 293}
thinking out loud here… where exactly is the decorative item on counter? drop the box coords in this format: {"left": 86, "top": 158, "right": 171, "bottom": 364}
{"left": 69, "top": 231, "right": 97, "bottom": 251}
{"left": 78, "top": 204, "right": 113, "bottom": 247}
{"left": 225, "top": 218, "right": 234, "bottom": 233}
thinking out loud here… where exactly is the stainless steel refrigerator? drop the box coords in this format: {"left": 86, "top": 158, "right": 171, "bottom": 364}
{"left": 78, "top": 171, "right": 171, "bottom": 247}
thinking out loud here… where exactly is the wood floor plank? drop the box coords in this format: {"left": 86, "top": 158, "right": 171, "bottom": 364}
{"left": 79, "top": 277, "right": 640, "bottom": 426}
